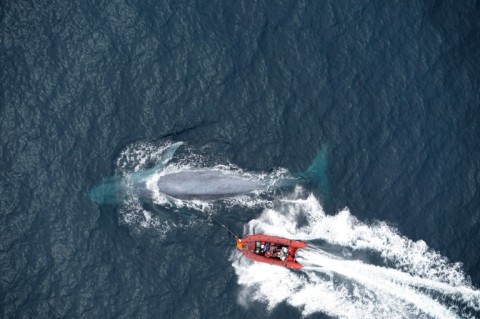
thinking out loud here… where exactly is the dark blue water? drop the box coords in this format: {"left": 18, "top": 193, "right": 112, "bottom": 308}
{"left": 2, "top": 0, "right": 479, "bottom": 318}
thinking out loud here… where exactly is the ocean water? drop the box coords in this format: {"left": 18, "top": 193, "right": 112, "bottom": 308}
{"left": 1, "top": 0, "right": 479, "bottom": 318}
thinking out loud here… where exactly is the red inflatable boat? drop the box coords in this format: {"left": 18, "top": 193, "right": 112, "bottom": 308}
{"left": 235, "top": 234, "right": 307, "bottom": 269}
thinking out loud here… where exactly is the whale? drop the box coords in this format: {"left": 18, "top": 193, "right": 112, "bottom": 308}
{"left": 89, "top": 141, "right": 328, "bottom": 204}
{"left": 156, "top": 169, "right": 273, "bottom": 200}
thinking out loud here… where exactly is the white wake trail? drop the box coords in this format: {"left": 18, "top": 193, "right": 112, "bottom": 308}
{"left": 232, "top": 190, "right": 480, "bottom": 318}
{"left": 298, "top": 248, "right": 479, "bottom": 318}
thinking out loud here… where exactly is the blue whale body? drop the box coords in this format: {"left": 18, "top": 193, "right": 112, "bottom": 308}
{"left": 156, "top": 169, "right": 270, "bottom": 200}
{"left": 152, "top": 142, "right": 329, "bottom": 201}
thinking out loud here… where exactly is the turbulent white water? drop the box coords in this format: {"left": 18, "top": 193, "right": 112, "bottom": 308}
{"left": 232, "top": 191, "right": 480, "bottom": 318}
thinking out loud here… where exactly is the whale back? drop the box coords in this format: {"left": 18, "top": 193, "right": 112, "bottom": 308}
{"left": 157, "top": 170, "right": 265, "bottom": 200}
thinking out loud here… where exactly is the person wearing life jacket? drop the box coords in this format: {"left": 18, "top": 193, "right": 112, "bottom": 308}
{"left": 265, "top": 243, "right": 275, "bottom": 258}
{"left": 263, "top": 242, "right": 270, "bottom": 252}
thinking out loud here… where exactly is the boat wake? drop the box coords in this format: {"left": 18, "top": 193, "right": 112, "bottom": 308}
{"left": 231, "top": 191, "right": 480, "bottom": 318}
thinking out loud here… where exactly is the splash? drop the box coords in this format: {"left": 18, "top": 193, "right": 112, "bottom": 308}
{"left": 232, "top": 191, "right": 480, "bottom": 318}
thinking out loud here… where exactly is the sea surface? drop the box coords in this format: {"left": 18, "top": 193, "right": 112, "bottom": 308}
{"left": 1, "top": 0, "right": 480, "bottom": 318}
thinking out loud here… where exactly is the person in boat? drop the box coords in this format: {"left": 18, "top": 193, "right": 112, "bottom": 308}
{"left": 263, "top": 242, "right": 270, "bottom": 253}
{"left": 255, "top": 242, "right": 288, "bottom": 261}
{"left": 268, "top": 246, "right": 287, "bottom": 261}
{"left": 279, "top": 247, "right": 288, "bottom": 261}
{"left": 265, "top": 244, "right": 282, "bottom": 259}
{"left": 256, "top": 243, "right": 267, "bottom": 256}
{"left": 276, "top": 249, "right": 283, "bottom": 258}
{"left": 262, "top": 243, "right": 276, "bottom": 258}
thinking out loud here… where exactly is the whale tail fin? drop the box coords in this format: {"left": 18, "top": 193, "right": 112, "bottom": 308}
{"left": 300, "top": 145, "right": 330, "bottom": 198}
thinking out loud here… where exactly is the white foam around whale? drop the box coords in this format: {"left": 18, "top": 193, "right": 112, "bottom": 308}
{"left": 114, "top": 141, "right": 283, "bottom": 234}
